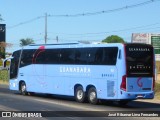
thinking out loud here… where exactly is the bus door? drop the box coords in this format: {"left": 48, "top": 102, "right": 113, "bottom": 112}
{"left": 125, "top": 44, "right": 154, "bottom": 93}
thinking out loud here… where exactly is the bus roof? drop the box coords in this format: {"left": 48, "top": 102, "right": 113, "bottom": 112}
{"left": 21, "top": 42, "right": 124, "bottom": 50}
{"left": 13, "top": 42, "right": 152, "bottom": 51}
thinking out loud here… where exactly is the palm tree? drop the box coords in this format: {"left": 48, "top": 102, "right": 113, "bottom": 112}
{"left": 20, "top": 38, "right": 35, "bottom": 46}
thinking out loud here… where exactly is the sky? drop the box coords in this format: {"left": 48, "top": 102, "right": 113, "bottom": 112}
{"left": 0, "top": 0, "right": 160, "bottom": 52}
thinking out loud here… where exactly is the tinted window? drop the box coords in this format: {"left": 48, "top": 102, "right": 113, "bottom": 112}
{"left": 34, "top": 49, "right": 45, "bottom": 64}
{"left": 18, "top": 47, "right": 118, "bottom": 66}
{"left": 20, "top": 49, "right": 35, "bottom": 67}
{"left": 75, "top": 47, "right": 118, "bottom": 65}
{"left": 45, "top": 49, "right": 60, "bottom": 64}
{"left": 126, "top": 44, "right": 153, "bottom": 77}
{"left": 75, "top": 48, "right": 89, "bottom": 64}
{"left": 102, "top": 47, "right": 118, "bottom": 65}
{"left": 60, "top": 49, "right": 75, "bottom": 64}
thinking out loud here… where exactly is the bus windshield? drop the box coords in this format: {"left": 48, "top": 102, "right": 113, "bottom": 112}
{"left": 125, "top": 44, "right": 153, "bottom": 77}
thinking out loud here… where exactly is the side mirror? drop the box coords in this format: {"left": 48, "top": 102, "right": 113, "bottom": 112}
{"left": 2, "top": 57, "right": 13, "bottom": 68}
{"left": 3, "top": 60, "right": 7, "bottom": 68}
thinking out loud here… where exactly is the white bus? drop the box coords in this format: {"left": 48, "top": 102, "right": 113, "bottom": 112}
{"left": 7, "top": 42, "right": 155, "bottom": 105}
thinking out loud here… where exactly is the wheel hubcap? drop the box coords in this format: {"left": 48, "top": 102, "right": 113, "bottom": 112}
{"left": 22, "top": 85, "right": 26, "bottom": 92}
{"left": 77, "top": 90, "right": 83, "bottom": 100}
{"left": 90, "top": 92, "right": 96, "bottom": 101}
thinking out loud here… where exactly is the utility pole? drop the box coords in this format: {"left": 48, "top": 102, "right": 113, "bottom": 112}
{"left": 44, "top": 13, "right": 47, "bottom": 44}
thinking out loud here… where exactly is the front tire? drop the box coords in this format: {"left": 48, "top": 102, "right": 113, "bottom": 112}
{"left": 75, "top": 86, "right": 85, "bottom": 103}
{"left": 20, "top": 82, "right": 27, "bottom": 95}
{"left": 88, "top": 87, "right": 98, "bottom": 105}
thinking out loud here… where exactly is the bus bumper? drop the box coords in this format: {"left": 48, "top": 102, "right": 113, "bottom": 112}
{"left": 119, "top": 91, "right": 154, "bottom": 100}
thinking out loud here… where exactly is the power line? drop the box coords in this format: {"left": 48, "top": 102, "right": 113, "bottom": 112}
{"left": 42, "top": 22, "right": 160, "bottom": 36}
{"left": 7, "top": 0, "right": 160, "bottom": 29}
{"left": 49, "top": 0, "right": 159, "bottom": 17}
{"left": 19, "top": 22, "right": 159, "bottom": 43}
{"left": 7, "top": 16, "right": 44, "bottom": 29}
{"left": 8, "top": 21, "right": 160, "bottom": 42}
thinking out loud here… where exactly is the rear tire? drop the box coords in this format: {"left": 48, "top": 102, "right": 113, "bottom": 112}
{"left": 75, "top": 86, "right": 85, "bottom": 103}
{"left": 88, "top": 87, "right": 98, "bottom": 105}
{"left": 28, "top": 92, "right": 34, "bottom": 96}
{"left": 20, "top": 82, "right": 27, "bottom": 95}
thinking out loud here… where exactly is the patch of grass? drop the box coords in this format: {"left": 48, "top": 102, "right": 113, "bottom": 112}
{"left": 0, "top": 70, "right": 9, "bottom": 84}
{"left": 155, "top": 82, "right": 160, "bottom": 100}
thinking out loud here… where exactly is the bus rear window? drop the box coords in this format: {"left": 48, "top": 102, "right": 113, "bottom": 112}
{"left": 125, "top": 44, "right": 153, "bottom": 77}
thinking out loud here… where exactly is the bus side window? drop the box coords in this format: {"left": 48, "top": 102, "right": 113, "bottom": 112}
{"left": 74, "top": 48, "right": 88, "bottom": 64}
{"left": 60, "top": 49, "right": 75, "bottom": 64}
{"left": 20, "top": 50, "right": 35, "bottom": 67}
{"left": 45, "top": 49, "right": 60, "bottom": 64}
{"left": 75, "top": 50, "right": 81, "bottom": 63}
{"left": 103, "top": 47, "right": 118, "bottom": 65}
{"left": 94, "top": 48, "right": 103, "bottom": 64}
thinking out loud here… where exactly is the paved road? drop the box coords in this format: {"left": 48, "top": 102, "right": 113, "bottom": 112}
{"left": 0, "top": 84, "right": 160, "bottom": 120}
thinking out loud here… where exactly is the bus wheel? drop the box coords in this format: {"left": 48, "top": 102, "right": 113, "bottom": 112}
{"left": 28, "top": 92, "right": 34, "bottom": 96}
{"left": 20, "top": 82, "right": 27, "bottom": 95}
{"left": 88, "top": 87, "right": 98, "bottom": 105}
{"left": 75, "top": 86, "right": 85, "bottom": 103}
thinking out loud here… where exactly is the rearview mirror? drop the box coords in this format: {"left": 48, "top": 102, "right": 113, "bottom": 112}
{"left": 2, "top": 57, "right": 14, "bottom": 68}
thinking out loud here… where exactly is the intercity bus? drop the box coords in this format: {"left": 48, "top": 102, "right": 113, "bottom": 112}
{"left": 7, "top": 42, "right": 155, "bottom": 105}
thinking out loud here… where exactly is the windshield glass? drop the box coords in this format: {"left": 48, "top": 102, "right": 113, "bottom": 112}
{"left": 125, "top": 44, "right": 153, "bottom": 77}
{"left": 10, "top": 50, "right": 21, "bottom": 79}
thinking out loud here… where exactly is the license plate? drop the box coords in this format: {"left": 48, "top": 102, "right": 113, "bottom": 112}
{"left": 137, "top": 94, "right": 144, "bottom": 98}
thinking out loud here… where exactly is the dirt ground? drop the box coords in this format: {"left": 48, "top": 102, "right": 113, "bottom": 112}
{"left": 156, "top": 74, "right": 160, "bottom": 83}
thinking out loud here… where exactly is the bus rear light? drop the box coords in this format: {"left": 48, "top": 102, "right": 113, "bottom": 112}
{"left": 120, "top": 75, "right": 127, "bottom": 91}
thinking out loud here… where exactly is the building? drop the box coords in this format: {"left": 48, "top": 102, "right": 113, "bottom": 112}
{"left": 132, "top": 33, "right": 160, "bottom": 73}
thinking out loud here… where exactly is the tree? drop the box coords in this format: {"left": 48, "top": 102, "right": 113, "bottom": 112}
{"left": 20, "top": 38, "right": 35, "bottom": 46}
{"left": 0, "top": 42, "right": 13, "bottom": 59}
{"left": 102, "top": 35, "right": 125, "bottom": 43}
